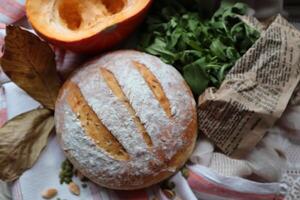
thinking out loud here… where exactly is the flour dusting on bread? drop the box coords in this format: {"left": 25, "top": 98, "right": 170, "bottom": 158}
{"left": 55, "top": 50, "right": 197, "bottom": 190}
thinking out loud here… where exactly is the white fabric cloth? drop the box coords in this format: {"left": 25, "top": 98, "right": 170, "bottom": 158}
{"left": 3, "top": 83, "right": 39, "bottom": 120}
{"left": 0, "top": 180, "right": 11, "bottom": 200}
{"left": 12, "top": 135, "right": 97, "bottom": 200}
{"left": 3, "top": 83, "right": 105, "bottom": 200}
{"left": 6, "top": 82, "right": 288, "bottom": 200}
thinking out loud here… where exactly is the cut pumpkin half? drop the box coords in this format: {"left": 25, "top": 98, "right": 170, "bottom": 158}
{"left": 26, "top": 0, "right": 152, "bottom": 53}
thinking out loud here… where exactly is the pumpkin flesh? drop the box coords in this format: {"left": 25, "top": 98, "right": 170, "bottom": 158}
{"left": 26, "top": 0, "right": 152, "bottom": 52}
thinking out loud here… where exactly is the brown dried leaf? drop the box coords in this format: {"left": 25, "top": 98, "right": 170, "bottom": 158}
{"left": 0, "top": 25, "right": 61, "bottom": 110}
{"left": 0, "top": 108, "right": 54, "bottom": 181}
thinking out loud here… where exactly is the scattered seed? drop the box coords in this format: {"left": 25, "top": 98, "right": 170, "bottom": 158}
{"left": 181, "top": 166, "right": 189, "bottom": 179}
{"left": 162, "top": 189, "right": 175, "bottom": 199}
{"left": 69, "top": 182, "right": 80, "bottom": 196}
{"left": 41, "top": 188, "right": 57, "bottom": 199}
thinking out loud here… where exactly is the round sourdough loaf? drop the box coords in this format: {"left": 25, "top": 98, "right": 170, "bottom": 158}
{"left": 55, "top": 50, "right": 197, "bottom": 190}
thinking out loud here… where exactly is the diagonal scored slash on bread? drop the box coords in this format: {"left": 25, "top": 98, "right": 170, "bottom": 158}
{"left": 66, "top": 81, "right": 130, "bottom": 161}
{"left": 100, "top": 67, "right": 153, "bottom": 148}
{"left": 55, "top": 50, "right": 197, "bottom": 190}
{"left": 65, "top": 61, "right": 173, "bottom": 159}
{"left": 132, "top": 61, "right": 172, "bottom": 118}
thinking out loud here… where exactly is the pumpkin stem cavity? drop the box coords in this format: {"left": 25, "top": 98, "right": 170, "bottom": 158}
{"left": 57, "top": 0, "right": 127, "bottom": 31}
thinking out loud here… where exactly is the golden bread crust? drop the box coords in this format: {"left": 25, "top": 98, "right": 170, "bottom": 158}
{"left": 55, "top": 50, "right": 197, "bottom": 190}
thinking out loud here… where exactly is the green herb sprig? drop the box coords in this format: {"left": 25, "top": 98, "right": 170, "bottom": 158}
{"left": 59, "top": 159, "right": 74, "bottom": 184}
{"left": 139, "top": 2, "right": 260, "bottom": 95}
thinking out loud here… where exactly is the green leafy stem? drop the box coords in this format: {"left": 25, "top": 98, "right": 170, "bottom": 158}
{"left": 139, "top": 2, "right": 260, "bottom": 95}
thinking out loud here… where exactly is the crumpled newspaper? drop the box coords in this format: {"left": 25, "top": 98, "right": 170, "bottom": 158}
{"left": 198, "top": 15, "right": 300, "bottom": 158}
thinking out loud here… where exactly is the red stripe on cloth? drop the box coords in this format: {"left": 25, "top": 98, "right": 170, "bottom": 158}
{"left": 0, "top": 22, "right": 6, "bottom": 29}
{"left": 188, "top": 170, "right": 284, "bottom": 200}
{"left": 16, "top": 180, "right": 23, "bottom": 200}
{"left": 0, "top": 0, "right": 25, "bottom": 21}
{"left": 11, "top": 183, "right": 20, "bottom": 200}
{"left": 0, "top": 38, "right": 4, "bottom": 47}
{"left": 115, "top": 189, "right": 149, "bottom": 200}
{"left": 0, "top": 108, "right": 7, "bottom": 126}
{"left": 1, "top": 0, "right": 24, "bottom": 11}
{"left": 0, "top": 7, "right": 16, "bottom": 21}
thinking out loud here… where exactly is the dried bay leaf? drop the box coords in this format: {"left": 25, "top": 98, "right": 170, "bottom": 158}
{"left": 0, "top": 25, "right": 61, "bottom": 110}
{"left": 0, "top": 108, "right": 54, "bottom": 182}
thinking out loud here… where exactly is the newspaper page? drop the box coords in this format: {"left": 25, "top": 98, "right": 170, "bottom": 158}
{"left": 198, "top": 15, "right": 300, "bottom": 158}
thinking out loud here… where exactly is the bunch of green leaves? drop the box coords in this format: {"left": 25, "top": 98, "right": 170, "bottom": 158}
{"left": 139, "top": 2, "right": 260, "bottom": 95}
